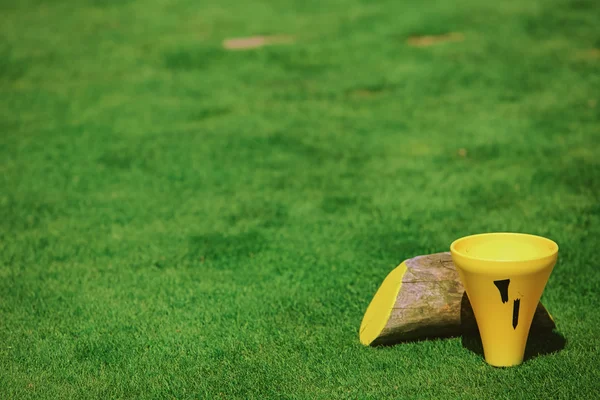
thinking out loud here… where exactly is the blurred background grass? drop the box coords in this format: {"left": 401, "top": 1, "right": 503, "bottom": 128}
{"left": 1, "top": 0, "right": 599, "bottom": 398}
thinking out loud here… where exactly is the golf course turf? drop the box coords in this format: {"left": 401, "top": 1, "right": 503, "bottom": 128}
{"left": 1, "top": 0, "right": 599, "bottom": 398}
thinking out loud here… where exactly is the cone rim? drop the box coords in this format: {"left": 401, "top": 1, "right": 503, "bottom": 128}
{"left": 450, "top": 232, "right": 558, "bottom": 264}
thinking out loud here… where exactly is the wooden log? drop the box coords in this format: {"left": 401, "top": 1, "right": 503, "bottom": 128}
{"left": 359, "top": 252, "right": 556, "bottom": 346}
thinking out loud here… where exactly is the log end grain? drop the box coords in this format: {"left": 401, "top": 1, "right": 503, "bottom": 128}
{"left": 359, "top": 261, "right": 408, "bottom": 345}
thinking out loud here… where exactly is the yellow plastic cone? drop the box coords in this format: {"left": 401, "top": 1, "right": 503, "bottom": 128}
{"left": 450, "top": 233, "right": 558, "bottom": 367}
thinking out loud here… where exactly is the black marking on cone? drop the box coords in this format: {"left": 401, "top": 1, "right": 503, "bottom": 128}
{"left": 513, "top": 299, "right": 521, "bottom": 329}
{"left": 493, "top": 279, "right": 510, "bottom": 303}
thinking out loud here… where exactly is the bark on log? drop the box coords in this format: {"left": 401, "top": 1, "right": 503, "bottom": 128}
{"left": 359, "top": 252, "right": 556, "bottom": 346}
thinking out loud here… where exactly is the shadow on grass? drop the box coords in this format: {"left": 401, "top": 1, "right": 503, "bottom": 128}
{"left": 370, "top": 329, "right": 566, "bottom": 360}
{"left": 460, "top": 293, "right": 567, "bottom": 363}
{"left": 462, "top": 329, "right": 567, "bottom": 363}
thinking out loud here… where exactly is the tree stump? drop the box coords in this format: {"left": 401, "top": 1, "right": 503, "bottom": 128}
{"left": 360, "top": 252, "right": 556, "bottom": 346}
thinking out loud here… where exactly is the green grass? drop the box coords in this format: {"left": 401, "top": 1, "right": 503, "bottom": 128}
{"left": 1, "top": 0, "right": 599, "bottom": 398}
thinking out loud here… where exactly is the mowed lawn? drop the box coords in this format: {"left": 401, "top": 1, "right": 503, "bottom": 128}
{"left": 1, "top": 0, "right": 599, "bottom": 398}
